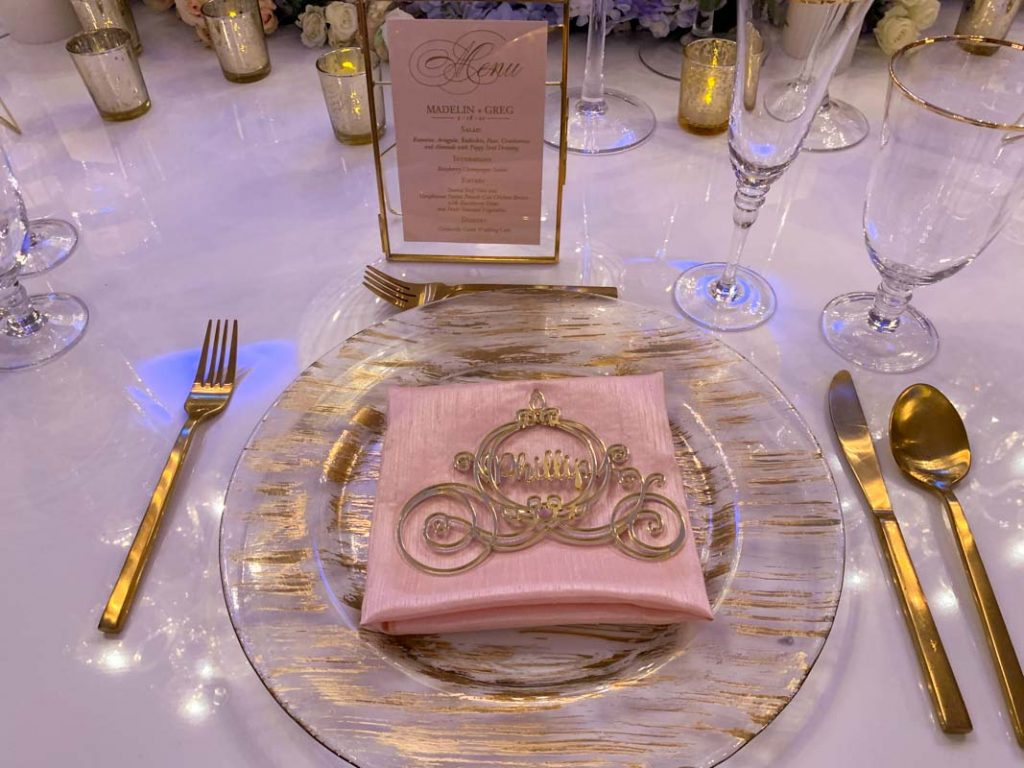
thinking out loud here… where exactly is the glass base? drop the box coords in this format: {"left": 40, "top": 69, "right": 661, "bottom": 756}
{"left": 20, "top": 218, "right": 78, "bottom": 276}
{"left": 673, "top": 263, "right": 777, "bottom": 331}
{"left": 544, "top": 88, "right": 656, "bottom": 155}
{"left": 802, "top": 98, "right": 870, "bottom": 152}
{"left": 0, "top": 293, "right": 88, "bottom": 370}
{"left": 821, "top": 291, "right": 938, "bottom": 373}
{"left": 638, "top": 36, "right": 686, "bottom": 81}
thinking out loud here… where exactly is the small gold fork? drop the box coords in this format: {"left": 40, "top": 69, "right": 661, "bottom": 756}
{"left": 99, "top": 319, "right": 238, "bottom": 634}
{"left": 363, "top": 265, "right": 618, "bottom": 309}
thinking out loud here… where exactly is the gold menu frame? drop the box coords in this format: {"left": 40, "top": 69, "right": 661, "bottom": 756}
{"left": 357, "top": 0, "right": 570, "bottom": 264}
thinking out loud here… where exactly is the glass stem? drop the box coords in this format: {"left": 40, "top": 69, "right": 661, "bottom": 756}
{"left": 0, "top": 264, "right": 44, "bottom": 338}
{"left": 867, "top": 279, "right": 913, "bottom": 332}
{"left": 693, "top": 0, "right": 716, "bottom": 37}
{"left": 579, "top": 0, "right": 608, "bottom": 115}
{"left": 714, "top": 178, "right": 769, "bottom": 301}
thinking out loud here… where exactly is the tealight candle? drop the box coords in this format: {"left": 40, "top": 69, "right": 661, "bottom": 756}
{"left": 316, "top": 48, "right": 386, "bottom": 145}
{"left": 201, "top": 0, "right": 271, "bottom": 83}
{"left": 66, "top": 28, "right": 151, "bottom": 121}
{"left": 678, "top": 38, "right": 736, "bottom": 136}
{"left": 70, "top": 0, "right": 142, "bottom": 55}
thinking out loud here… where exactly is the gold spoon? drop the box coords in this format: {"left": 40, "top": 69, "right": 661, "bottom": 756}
{"left": 891, "top": 384, "right": 1024, "bottom": 747}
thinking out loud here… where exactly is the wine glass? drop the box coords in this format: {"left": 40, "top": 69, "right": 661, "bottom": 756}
{"left": 822, "top": 36, "right": 1024, "bottom": 373}
{"left": 20, "top": 218, "right": 79, "bottom": 275}
{"left": 0, "top": 144, "right": 88, "bottom": 370}
{"left": 673, "top": 0, "right": 871, "bottom": 331}
{"left": 543, "top": 0, "right": 656, "bottom": 154}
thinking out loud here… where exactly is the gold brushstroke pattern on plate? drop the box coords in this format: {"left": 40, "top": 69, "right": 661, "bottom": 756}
{"left": 219, "top": 291, "right": 843, "bottom": 768}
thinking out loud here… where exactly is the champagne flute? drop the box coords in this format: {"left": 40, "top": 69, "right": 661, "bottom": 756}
{"left": 543, "top": 0, "right": 656, "bottom": 154}
{"left": 822, "top": 36, "right": 1024, "bottom": 373}
{"left": 20, "top": 218, "right": 79, "bottom": 275}
{"left": 674, "top": 0, "right": 871, "bottom": 331}
{"left": 0, "top": 144, "right": 88, "bottom": 370}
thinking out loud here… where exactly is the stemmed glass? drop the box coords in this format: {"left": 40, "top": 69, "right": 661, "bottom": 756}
{"left": 822, "top": 36, "right": 1024, "bottom": 373}
{"left": 674, "top": 0, "right": 871, "bottom": 331}
{"left": 543, "top": 0, "right": 656, "bottom": 154}
{"left": 781, "top": 3, "right": 869, "bottom": 152}
{"left": 0, "top": 144, "right": 88, "bottom": 370}
{"left": 20, "top": 218, "right": 79, "bottom": 275}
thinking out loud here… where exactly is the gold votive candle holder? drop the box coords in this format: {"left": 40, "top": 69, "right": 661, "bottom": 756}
{"left": 66, "top": 29, "right": 151, "bottom": 122}
{"left": 70, "top": 0, "right": 142, "bottom": 55}
{"left": 316, "top": 48, "right": 385, "bottom": 145}
{"left": 678, "top": 38, "right": 736, "bottom": 136}
{"left": 956, "top": 0, "right": 1023, "bottom": 40}
{"left": 202, "top": 0, "right": 271, "bottom": 84}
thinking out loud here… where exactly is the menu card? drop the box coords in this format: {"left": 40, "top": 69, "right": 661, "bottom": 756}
{"left": 388, "top": 19, "right": 547, "bottom": 245}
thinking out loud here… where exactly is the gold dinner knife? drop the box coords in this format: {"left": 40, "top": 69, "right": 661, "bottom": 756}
{"left": 828, "top": 370, "right": 972, "bottom": 734}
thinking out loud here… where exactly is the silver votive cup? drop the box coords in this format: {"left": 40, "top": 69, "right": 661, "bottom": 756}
{"left": 70, "top": 0, "right": 142, "bottom": 55}
{"left": 202, "top": 0, "right": 271, "bottom": 84}
{"left": 66, "top": 29, "right": 151, "bottom": 122}
{"left": 678, "top": 38, "right": 736, "bottom": 135}
{"left": 316, "top": 48, "right": 385, "bottom": 145}
{"left": 956, "top": 0, "right": 1024, "bottom": 42}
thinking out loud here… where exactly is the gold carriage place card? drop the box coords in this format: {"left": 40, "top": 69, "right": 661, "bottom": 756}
{"left": 387, "top": 19, "right": 547, "bottom": 245}
{"left": 360, "top": 374, "right": 713, "bottom": 635}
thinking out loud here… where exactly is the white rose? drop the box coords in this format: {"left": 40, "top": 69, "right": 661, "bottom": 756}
{"left": 297, "top": 5, "right": 327, "bottom": 48}
{"left": 874, "top": 8, "right": 919, "bottom": 56}
{"left": 175, "top": 0, "right": 204, "bottom": 28}
{"left": 381, "top": 7, "right": 413, "bottom": 51}
{"left": 367, "top": 0, "right": 391, "bottom": 36}
{"left": 897, "top": 0, "right": 940, "bottom": 30}
{"left": 325, "top": 1, "right": 359, "bottom": 46}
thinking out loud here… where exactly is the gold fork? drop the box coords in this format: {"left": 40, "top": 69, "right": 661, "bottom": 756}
{"left": 363, "top": 265, "right": 618, "bottom": 309}
{"left": 99, "top": 319, "right": 239, "bottom": 634}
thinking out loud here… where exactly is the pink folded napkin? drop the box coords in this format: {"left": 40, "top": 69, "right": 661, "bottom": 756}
{"left": 360, "top": 373, "right": 713, "bottom": 635}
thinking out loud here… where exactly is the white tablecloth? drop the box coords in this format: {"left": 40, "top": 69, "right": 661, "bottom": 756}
{"left": 2, "top": 5, "right": 1022, "bottom": 767}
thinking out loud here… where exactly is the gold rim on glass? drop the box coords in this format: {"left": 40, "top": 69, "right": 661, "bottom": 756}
{"left": 889, "top": 35, "right": 1024, "bottom": 132}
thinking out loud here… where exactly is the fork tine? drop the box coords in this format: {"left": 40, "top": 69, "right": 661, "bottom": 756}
{"left": 205, "top": 319, "right": 222, "bottom": 386}
{"left": 363, "top": 278, "right": 405, "bottom": 308}
{"left": 214, "top": 319, "right": 229, "bottom": 386}
{"left": 363, "top": 272, "right": 414, "bottom": 303}
{"left": 364, "top": 269, "right": 415, "bottom": 300}
{"left": 194, "top": 320, "right": 213, "bottom": 384}
{"left": 365, "top": 265, "right": 411, "bottom": 293}
{"left": 225, "top": 320, "right": 238, "bottom": 386}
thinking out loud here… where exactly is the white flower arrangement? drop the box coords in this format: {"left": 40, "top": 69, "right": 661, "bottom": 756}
{"left": 873, "top": 0, "right": 940, "bottom": 55}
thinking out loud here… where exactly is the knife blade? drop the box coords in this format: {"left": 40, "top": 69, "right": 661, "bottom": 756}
{"left": 828, "top": 370, "right": 972, "bottom": 734}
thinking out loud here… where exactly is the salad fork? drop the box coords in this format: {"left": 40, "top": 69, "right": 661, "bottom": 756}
{"left": 363, "top": 265, "right": 618, "bottom": 310}
{"left": 99, "top": 319, "right": 238, "bottom": 634}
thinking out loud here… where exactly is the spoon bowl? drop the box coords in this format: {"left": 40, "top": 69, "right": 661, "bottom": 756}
{"left": 889, "top": 383, "right": 971, "bottom": 492}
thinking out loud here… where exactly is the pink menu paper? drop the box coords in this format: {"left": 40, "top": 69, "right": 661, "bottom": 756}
{"left": 387, "top": 19, "right": 547, "bottom": 245}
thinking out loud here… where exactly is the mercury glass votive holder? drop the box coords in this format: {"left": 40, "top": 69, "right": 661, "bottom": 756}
{"left": 70, "top": 0, "right": 142, "bottom": 55}
{"left": 316, "top": 48, "right": 385, "bottom": 145}
{"left": 202, "top": 0, "right": 271, "bottom": 83}
{"left": 66, "top": 29, "right": 151, "bottom": 121}
{"left": 678, "top": 38, "right": 737, "bottom": 136}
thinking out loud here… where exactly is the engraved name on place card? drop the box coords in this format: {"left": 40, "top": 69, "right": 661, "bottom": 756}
{"left": 388, "top": 19, "right": 547, "bottom": 245}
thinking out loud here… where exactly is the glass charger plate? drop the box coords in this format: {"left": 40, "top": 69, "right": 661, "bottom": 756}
{"left": 220, "top": 291, "right": 843, "bottom": 768}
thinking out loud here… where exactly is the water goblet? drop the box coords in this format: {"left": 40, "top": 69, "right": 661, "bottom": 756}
{"left": 0, "top": 145, "right": 88, "bottom": 370}
{"left": 673, "top": 0, "right": 871, "bottom": 331}
{"left": 822, "top": 36, "right": 1024, "bottom": 373}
